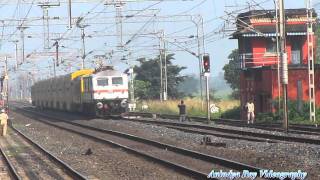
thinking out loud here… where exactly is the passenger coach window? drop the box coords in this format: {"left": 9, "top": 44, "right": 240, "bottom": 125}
{"left": 112, "top": 77, "right": 123, "bottom": 85}
{"left": 97, "top": 78, "right": 108, "bottom": 86}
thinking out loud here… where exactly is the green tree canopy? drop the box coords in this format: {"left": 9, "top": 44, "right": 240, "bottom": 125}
{"left": 223, "top": 49, "right": 240, "bottom": 98}
{"left": 133, "top": 54, "right": 186, "bottom": 99}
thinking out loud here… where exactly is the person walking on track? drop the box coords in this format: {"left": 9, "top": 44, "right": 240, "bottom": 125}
{"left": 0, "top": 109, "right": 8, "bottom": 136}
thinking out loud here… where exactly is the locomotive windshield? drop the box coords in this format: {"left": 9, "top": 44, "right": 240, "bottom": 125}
{"left": 112, "top": 77, "right": 123, "bottom": 85}
{"left": 97, "top": 78, "right": 108, "bottom": 86}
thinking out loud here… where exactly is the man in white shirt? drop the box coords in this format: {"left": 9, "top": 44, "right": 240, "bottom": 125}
{"left": 245, "top": 100, "right": 255, "bottom": 124}
{"left": 0, "top": 109, "right": 8, "bottom": 136}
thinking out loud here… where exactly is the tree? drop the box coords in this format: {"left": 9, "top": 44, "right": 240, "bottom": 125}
{"left": 134, "top": 54, "right": 186, "bottom": 99}
{"left": 223, "top": 49, "right": 240, "bottom": 98}
{"left": 177, "top": 75, "right": 199, "bottom": 97}
{"left": 133, "top": 80, "right": 151, "bottom": 100}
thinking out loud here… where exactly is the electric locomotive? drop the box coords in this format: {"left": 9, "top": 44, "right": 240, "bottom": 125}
{"left": 31, "top": 66, "right": 128, "bottom": 116}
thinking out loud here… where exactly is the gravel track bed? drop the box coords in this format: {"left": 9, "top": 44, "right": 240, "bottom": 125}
{"left": 71, "top": 118, "right": 320, "bottom": 179}
{"left": 0, "top": 147, "right": 12, "bottom": 180}
{"left": 21, "top": 111, "right": 225, "bottom": 174}
{"left": 142, "top": 117, "right": 320, "bottom": 140}
{"left": 10, "top": 112, "right": 191, "bottom": 180}
{"left": 14, "top": 107, "right": 320, "bottom": 179}
{"left": 0, "top": 129, "right": 72, "bottom": 180}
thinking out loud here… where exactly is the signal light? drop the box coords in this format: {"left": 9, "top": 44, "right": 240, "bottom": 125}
{"left": 203, "top": 55, "right": 210, "bottom": 73}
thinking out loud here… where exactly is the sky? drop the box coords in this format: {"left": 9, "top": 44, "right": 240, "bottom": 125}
{"left": 0, "top": 0, "right": 314, "bottom": 82}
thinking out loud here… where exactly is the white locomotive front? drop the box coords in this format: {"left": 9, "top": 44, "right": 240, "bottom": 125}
{"left": 31, "top": 66, "right": 129, "bottom": 116}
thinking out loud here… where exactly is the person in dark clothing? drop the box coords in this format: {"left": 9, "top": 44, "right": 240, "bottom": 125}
{"left": 178, "top": 100, "right": 186, "bottom": 122}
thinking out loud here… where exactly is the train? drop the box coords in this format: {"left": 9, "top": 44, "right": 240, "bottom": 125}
{"left": 31, "top": 66, "right": 129, "bottom": 116}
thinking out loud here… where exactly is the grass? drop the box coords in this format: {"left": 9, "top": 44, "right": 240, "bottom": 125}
{"left": 135, "top": 99, "right": 320, "bottom": 126}
{"left": 136, "top": 98, "right": 240, "bottom": 118}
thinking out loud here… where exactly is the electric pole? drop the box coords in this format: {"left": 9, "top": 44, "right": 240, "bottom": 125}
{"left": 163, "top": 36, "right": 168, "bottom": 101}
{"left": 279, "top": 0, "right": 289, "bottom": 132}
{"left": 76, "top": 17, "right": 89, "bottom": 70}
{"left": 51, "top": 38, "right": 60, "bottom": 77}
{"left": 54, "top": 40, "right": 59, "bottom": 67}
{"left": 9, "top": 40, "right": 19, "bottom": 69}
{"left": 17, "top": 26, "right": 28, "bottom": 64}
{"left": 203, "top": 55, "right": 211, "bottom": 124}
{"left": 68, "top": 0, "right": 72, "bottom": 28}
{"left": 159, "top": 33, "right": 163, "bottom": 101}
{"left": 4, "top": 56, "right": 9, "bottom": 113}
{"left": 191, "top": 15, "right": 205, "bottom": 110}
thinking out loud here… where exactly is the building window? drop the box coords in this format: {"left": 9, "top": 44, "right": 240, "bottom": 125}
{"left": 291, "top": 40, "right": 301, "bottom": 64}
{"left": 243, "top": 40, "right": 252, "bottom": 53}
{"left": 266, "top": 39, "right": 276, "bottom": 53}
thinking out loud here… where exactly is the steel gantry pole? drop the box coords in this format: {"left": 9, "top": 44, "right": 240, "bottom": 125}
{"left": 191, "top": 15, "right": 204, "bottom": 109}
{"left": 38, "top": 2, "right": 60, "bottom": 49}
{"left": 307, "top": 0, "right": 316, "bottom": 125}
{"left": 279, "top": 0, "right": 289, "bottom": 132}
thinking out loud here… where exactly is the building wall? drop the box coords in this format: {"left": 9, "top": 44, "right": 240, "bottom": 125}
{"left": 236, "top": 10, "right": 318, "bottom": 119}
{"left": 240, "top": 68, "right": 273, "bottom": 119}
{"left": 240, "top": 67, "right": 320, "bottom": 119}
{"left": 271, "top": 68, "right": 320, "bottom": 105}
{"left": 251, "top": 38, "right": 265, "bottom": 66}
{"left": 248, "top": 37, "right": 299, "bottom": 67}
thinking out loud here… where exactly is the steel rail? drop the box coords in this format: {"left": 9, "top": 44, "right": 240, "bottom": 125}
{"left": 13, "top": 108, "right": 209, "bottom": 179}
{"left": 212, "top": 119, "right": 320, "bottom": 136}
{"left": 8, "top": 123, "right": 88, "bottom": 180}
{"left": 16, "top": 107, "right": 272, "bottom": 178}
{"left": 0, "top": 146, "right": 21, "bottom": 180}
{"left": 124, "top": 113, "right": 320, "bottom": 145}
{"left": 128, "top": 112, "right": 320, "bottom": 134}
{"left": 39, "top": 114, "right": 262, "bottom": 172}
{"left": 125, "top": 118, "right": 320, "bottom": 145}
{"left": 164, "top": 125, "right": 278, "bottom": 143}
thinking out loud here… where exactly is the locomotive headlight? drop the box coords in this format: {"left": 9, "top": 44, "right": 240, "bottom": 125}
{"left": 97, "top": 102, "right": 103, "bottom": 109}
{"left": 120, "top": 99, "right": 128, "bottom": 108}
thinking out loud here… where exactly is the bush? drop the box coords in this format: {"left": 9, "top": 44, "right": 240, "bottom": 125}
{"left": 255, "top": 112, "right": 276, "bottom": 122}
{"left": 272, "top": 99, "right": 320, "bottom": 124}
{"left": 220, "top": 106, "right": 241, "bottom": 119}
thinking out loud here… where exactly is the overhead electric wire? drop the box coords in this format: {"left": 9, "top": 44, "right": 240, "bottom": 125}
{"left": 176, "top": 0, "right": 207, "bottom": 15}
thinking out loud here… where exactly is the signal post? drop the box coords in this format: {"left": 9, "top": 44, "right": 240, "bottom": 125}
{"left": 203, "top": 54, "right": 210, "bottom": 124}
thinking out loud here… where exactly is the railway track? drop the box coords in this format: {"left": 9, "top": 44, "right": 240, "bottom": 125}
{"left": 128, "top": 112, "right": 320, "bottom": 135}
{"left": 121, "top": 113, "right": 320, "bottom": 145}
{"left": 13, "top": 106, "right": 266, "bottom": 179}
{"left": 0, "top": 144, "right": 20, "bottom": 179}
{"left": 11, "top": 103, "right": 320, "bottom": 145}
{"left": 0, "top": 124, "right": 87, "bottom": 180}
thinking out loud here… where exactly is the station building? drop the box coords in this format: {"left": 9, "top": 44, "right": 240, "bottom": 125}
{"left": 231, "top": 9, "right": 319, "bottom": 119}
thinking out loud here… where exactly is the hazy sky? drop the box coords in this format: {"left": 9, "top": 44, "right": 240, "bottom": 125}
{"left": 0, "top": 0, "right": 313, "bottom": 80}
